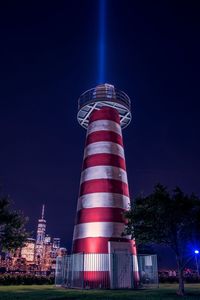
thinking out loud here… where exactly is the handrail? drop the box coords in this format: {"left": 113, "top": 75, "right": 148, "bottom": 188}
{"left": 78, "top": 86, "right": 131, "bottom": 111}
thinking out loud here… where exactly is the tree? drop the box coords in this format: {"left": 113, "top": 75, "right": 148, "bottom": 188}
{"left": 0, "top": 192, "right": 28, "bottom": 252}
{"left": 124, "top": 184, "right": 200, "bottom": 296}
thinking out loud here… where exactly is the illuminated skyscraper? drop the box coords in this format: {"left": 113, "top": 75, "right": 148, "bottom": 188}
{"left": 35, "top": 205, "right": 46, "bottom": 261}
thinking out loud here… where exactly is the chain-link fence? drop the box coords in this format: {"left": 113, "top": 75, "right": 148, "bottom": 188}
{"left": 137, "top": 254, "right": 158, "bottom": 288}
{"left": 55, "top": 253, "right": 158, "bottom": 289}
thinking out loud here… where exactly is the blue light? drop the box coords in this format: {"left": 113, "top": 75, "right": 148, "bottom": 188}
{"left": 98, "top": 0, "right": 106, "bottom": 83}
{"left": 194, "top": 250, "right": 199, "bottom": 254}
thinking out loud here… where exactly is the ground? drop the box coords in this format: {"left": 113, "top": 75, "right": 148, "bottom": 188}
{"left": 0, "top": 284, "right": 200, "bottom": 300}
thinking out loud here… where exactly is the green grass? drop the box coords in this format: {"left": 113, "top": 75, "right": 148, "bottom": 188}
{"left": 0, "top": 284, "right": 200, "bottom": 300}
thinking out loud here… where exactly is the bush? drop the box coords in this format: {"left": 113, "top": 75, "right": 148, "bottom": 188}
{"left": 159, "top": 276, "right": 178, "bottom": 283}
{"left": 0, "top": 274, "right": 54, "bottom": 285}
{"left": 159, "top": 275, "right": 200, "bottom": 284}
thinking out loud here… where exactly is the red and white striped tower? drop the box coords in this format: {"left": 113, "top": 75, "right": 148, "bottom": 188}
{"left": 73, "top": 84, "right": 138, "bottom": 287}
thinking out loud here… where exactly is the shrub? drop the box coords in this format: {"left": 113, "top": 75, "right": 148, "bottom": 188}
{"left": 0, "top": 274, "right": 54, "bottom": 285}
{"left": 158, "top": 275, "right": 200, "bottom": 284}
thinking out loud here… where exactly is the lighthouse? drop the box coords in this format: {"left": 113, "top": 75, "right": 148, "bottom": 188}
{"left": 72, "top": 83, "right": 138, "bottom": 287}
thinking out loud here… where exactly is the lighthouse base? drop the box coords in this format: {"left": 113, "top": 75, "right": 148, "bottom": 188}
{"left": 55, "top": 253, "right": 158, "bottom": 289}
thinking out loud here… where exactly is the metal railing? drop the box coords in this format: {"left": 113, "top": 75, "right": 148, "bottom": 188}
{"left": 55, "top": 253, "right": 158, "bottom": 289}
{"left": 78, "top": 85, "right": 131, "bottom": 111}
{"left": 138, "top": 254, "right": 159, "bottom": 288}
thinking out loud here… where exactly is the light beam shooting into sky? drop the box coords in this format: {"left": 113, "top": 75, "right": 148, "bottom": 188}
{"left": 98, "top": 0, "right": 106, "bottom": 83}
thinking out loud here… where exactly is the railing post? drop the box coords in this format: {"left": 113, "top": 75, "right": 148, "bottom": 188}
{"left": 130, "top": 254, "right": 134, "bottom": 289}
{"left": 154, "top": 254, "right": 159, "bottom": 288}
{"left": 82, "top": 252, "right": 84, "bottom": 289}
{"left": 112, "top": 253, "right": 115, "bottom": 289}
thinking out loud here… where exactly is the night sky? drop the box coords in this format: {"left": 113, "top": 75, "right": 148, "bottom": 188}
{"left": 0, "top": 0, "right": 200, "bottom": 256}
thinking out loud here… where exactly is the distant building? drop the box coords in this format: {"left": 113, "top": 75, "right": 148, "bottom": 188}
{"left": 57, "top": 247, "right": 67, "bottom": 257}
{"left": 43, "top": 241, "right": 52, "bottom": 271}
{"left": 53, "top": 238, "right": 60, "bottom": 249}
{"left": 44, "top": 235, "right": 51, "bottom": 244}
{"left": 21, "top": 238, "right": 35, "bottom": 263}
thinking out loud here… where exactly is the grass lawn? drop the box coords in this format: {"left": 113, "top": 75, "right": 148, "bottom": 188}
{"left": 0, "top": 284, "right": 200, "bottom": 300}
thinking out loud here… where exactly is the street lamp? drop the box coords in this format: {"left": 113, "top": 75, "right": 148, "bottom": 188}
{"left": 194, "top": 250, "right": 199, "bottom": 277}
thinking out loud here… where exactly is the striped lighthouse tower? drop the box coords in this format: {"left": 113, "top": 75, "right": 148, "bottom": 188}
{"left": 73, "top": 84, "right": 138, "bottom": 288}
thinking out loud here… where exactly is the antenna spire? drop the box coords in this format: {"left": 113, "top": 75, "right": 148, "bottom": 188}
{"left": 41, "top": 204, "right": 45, "bottom": 219}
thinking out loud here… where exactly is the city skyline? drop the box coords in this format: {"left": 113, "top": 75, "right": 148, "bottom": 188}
{"left": 0, "top": 0, "right": 200, "bottom": 254}
{"left": 0, "top": 204, "right": 66, "bottom": 275}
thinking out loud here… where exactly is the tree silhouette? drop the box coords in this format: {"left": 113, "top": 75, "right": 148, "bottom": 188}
{"left": 0, "top": 190, "right": 28, "bottom": 252}
{"left": 125, "top": 184, "right": 200, "bottom": 296}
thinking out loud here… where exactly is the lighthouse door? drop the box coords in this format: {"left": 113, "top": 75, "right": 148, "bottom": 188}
{"left": 108, "top": 242, "right": 133, "bottom": 289}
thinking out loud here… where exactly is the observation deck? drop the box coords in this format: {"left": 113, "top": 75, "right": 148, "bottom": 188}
{"left": 77, "top": 83, "right": 132, "bottom": 129}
